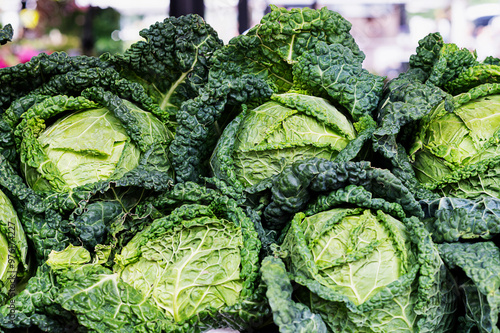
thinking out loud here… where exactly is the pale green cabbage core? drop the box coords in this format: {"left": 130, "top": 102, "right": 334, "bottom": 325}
{"left": 301, "top": 208, "right": 409, "bottom": 305}
{"left": 116, "top": 216, "right": 244, "bottom": 322}
{"left": 410, "top": 94, "right": 500, "bottom": 198}
{"left": 233, "top": 93, "right": 356, "bottom": 187}
{"left": 27, "top": 108, "right": 141, "bottom": 191}
{"left": 0, "top": 189, "right": 28, "bottom": 289}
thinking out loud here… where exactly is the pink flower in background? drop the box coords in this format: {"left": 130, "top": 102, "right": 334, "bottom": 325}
{"left": 0, "top": 58, "right": 9, "bottom": 68}
{"left": 16, "top": 46, "right": 39, "bottom": 63}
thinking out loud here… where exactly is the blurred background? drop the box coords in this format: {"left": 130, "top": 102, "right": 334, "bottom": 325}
{"left": 0, "top": 0, "right": 499, "bottom": 78}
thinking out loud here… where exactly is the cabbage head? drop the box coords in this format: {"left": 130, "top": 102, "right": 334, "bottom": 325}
{"left": 277, "top": 207, "right": 455, "bottom": 332}
{"left": 15, "top": 92, "right": 174, "bottom": 193}
{"left": 409, "top": 84, "right": 500, "bottom": 200}
{"left": 0, "top": 183, "right": 268, "bottom": 333}
{"left": 210, "top": 92, "right": 358, "bottom": 189}
{"left": 254, "top": 158, "right": 457, "bottom": 332}
{"left": 0, "top": 189, "right": 28, "bottom": 304}
{"left": 373, "top": 33, "right": 500, "bottom": 332}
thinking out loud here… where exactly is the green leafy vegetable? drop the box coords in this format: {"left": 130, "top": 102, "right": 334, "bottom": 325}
{"left": 373, "top": 32, "right": 500, "bottom": 332}
{"left": 0, "top": 188, "right": 29, "bottom": 306}
{"left": 0, "top": 182, "right": 269, "bottom": 332}
{"left": 438, "top": 242, "right": 500, "bottom": 333}
{"left": 255, "top": 158, "right": 456, "bottom": 332}
{"left": 209, "top": 6, "right": 383, "bottom": 193}
{"left": 16, "top": 92, "right": 173, "bottom": 193}
{"left": 210, "top": 93, "right": 358, "bottom": 189}
{"left": 106, "top": 14, "right": 224, "bottom": 117}
{"left": 261, "top": 255, "right": 328, "bottom": 333}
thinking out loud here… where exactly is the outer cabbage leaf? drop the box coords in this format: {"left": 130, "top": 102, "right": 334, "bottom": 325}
{"left": 421, "top": 196, "right": 500, "bottom": 242}
{"left": 260, "top": 256, "right": 327, "bottom": 333}
{"left": 257, "top": 158, "right": 423, "bottom": 231}
{"left": 0, "top": 52, "right": 112, "bottom": 116}
{"left": 293, "top": 41, "right": 384, "bottom": 121}
{"left": 209, "top": 5, "right": 363, "bottom": 93}
{"left": 106, "top": 14, "right": 223, "bottom": 117}
{"left": 407, "top": 32, "right": 477, "bottom": 88}
{"left": 0, "top": 265, "right": 83, "bottom": 333}
{"left": 438, "top": 242, "right": 500, "bottom": 333}
{"left": 170, "top": 72, "right": 273, "bottom": 182}
{"left": 0, "top": 252, "right": 166, "bottom": 333}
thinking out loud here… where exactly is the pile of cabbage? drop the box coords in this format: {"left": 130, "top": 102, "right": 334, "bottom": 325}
{"left": 0, "top": 5, "right": 497, "bottom": 333}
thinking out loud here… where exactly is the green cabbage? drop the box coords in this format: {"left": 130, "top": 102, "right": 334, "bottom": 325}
{"left": 211, "top": 93, "right": 357, "bottom": 188}
{"left": 254, "top": 158, "right": 457, "bottom": 332}
{"left": 373, "top": 32, "right": 500, "bottom": 332}
{"left": 0, "top": 189, "right": 28, "bottom": 305}
{"left": 19, "top": 97, "right": 172, "bottom": 192}
{"left": 208, "top": 6, "right": 383, "bottom": 193}
{"left": 409, "top": 84, "right": 500, "bottom": 199}
{"left": 0, "top": 182, "right": 269, "bottom": 332}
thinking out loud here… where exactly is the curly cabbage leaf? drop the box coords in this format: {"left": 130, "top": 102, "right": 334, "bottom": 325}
{"left": 260, "top": 256, "right": 328, "bottom": 333}
{"left": 421, "top": 196, "right": 500, "bottom": 242}
{"left": 438, "top": 242, "right": 500, "bottom": 333}
{"left": 256, "top": 158, "right": 423, "bottom": 231}
{"left": 107, "top": 14, "right": 223, "bottom": 117}
{"left": 210, "top": 5, "right": 363, "bottom": 93}
{"left": 208, "top": 7, "right": 384, "bottom": 194}
{"left": 293, "top": 42, "right": 384, "bottom": 121}
{"left": 0, "top": 52, "right": 112, "bottom": 116}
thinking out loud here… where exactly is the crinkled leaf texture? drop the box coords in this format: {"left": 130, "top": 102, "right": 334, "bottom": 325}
{"left": 260, "top": 256, "right": 327, "bottom": 333}
{"left": 0, "top": 261, "right": 165, "bottom": 333}
{"left": 438, "top": 242, "right": 500, "bottom": 333}
{"left": 0, "top": 187, "right": 29, "bottom": 306}
{"left": 246, "top": 158, "right": 456, "bottom": 331}
{"left": 15, "top": 88, "right": 174, "bottom": 193}
{"left": 115, "top": 182, "right": 268, "bottom": 332}
{"left": 408, "top": 83, "right": 500, "bottom": 200}
{"left": 0, "top": 183, "right": 269, "bottom": 333}
{"left": 107, "top": 14, "right": 223, "bottom": 117}
{"left": 0, "top": 87, "right": 177, "bottom": 261}
{"left": 208, "top": 7, "right": 384, "bottom": 192}
{"left": 293, "top": 41, "right": 384, "bottom": 121}
{"left": 258, "top": 157, "right": 423, "bottom": 231}
{"left": 210, "top": 5, "right": 363, "bottom": 93}
{"left": 277, "top": 203, "right": 456, "bottom": 332}
{"left": 421, "top": 196, "right": 500, "bottom": 242}
{"left": 210, "top": 93, "right": 365, "bottom": 191}
{"left": 371, "top": 32, "right": 498, "bottom": 201}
